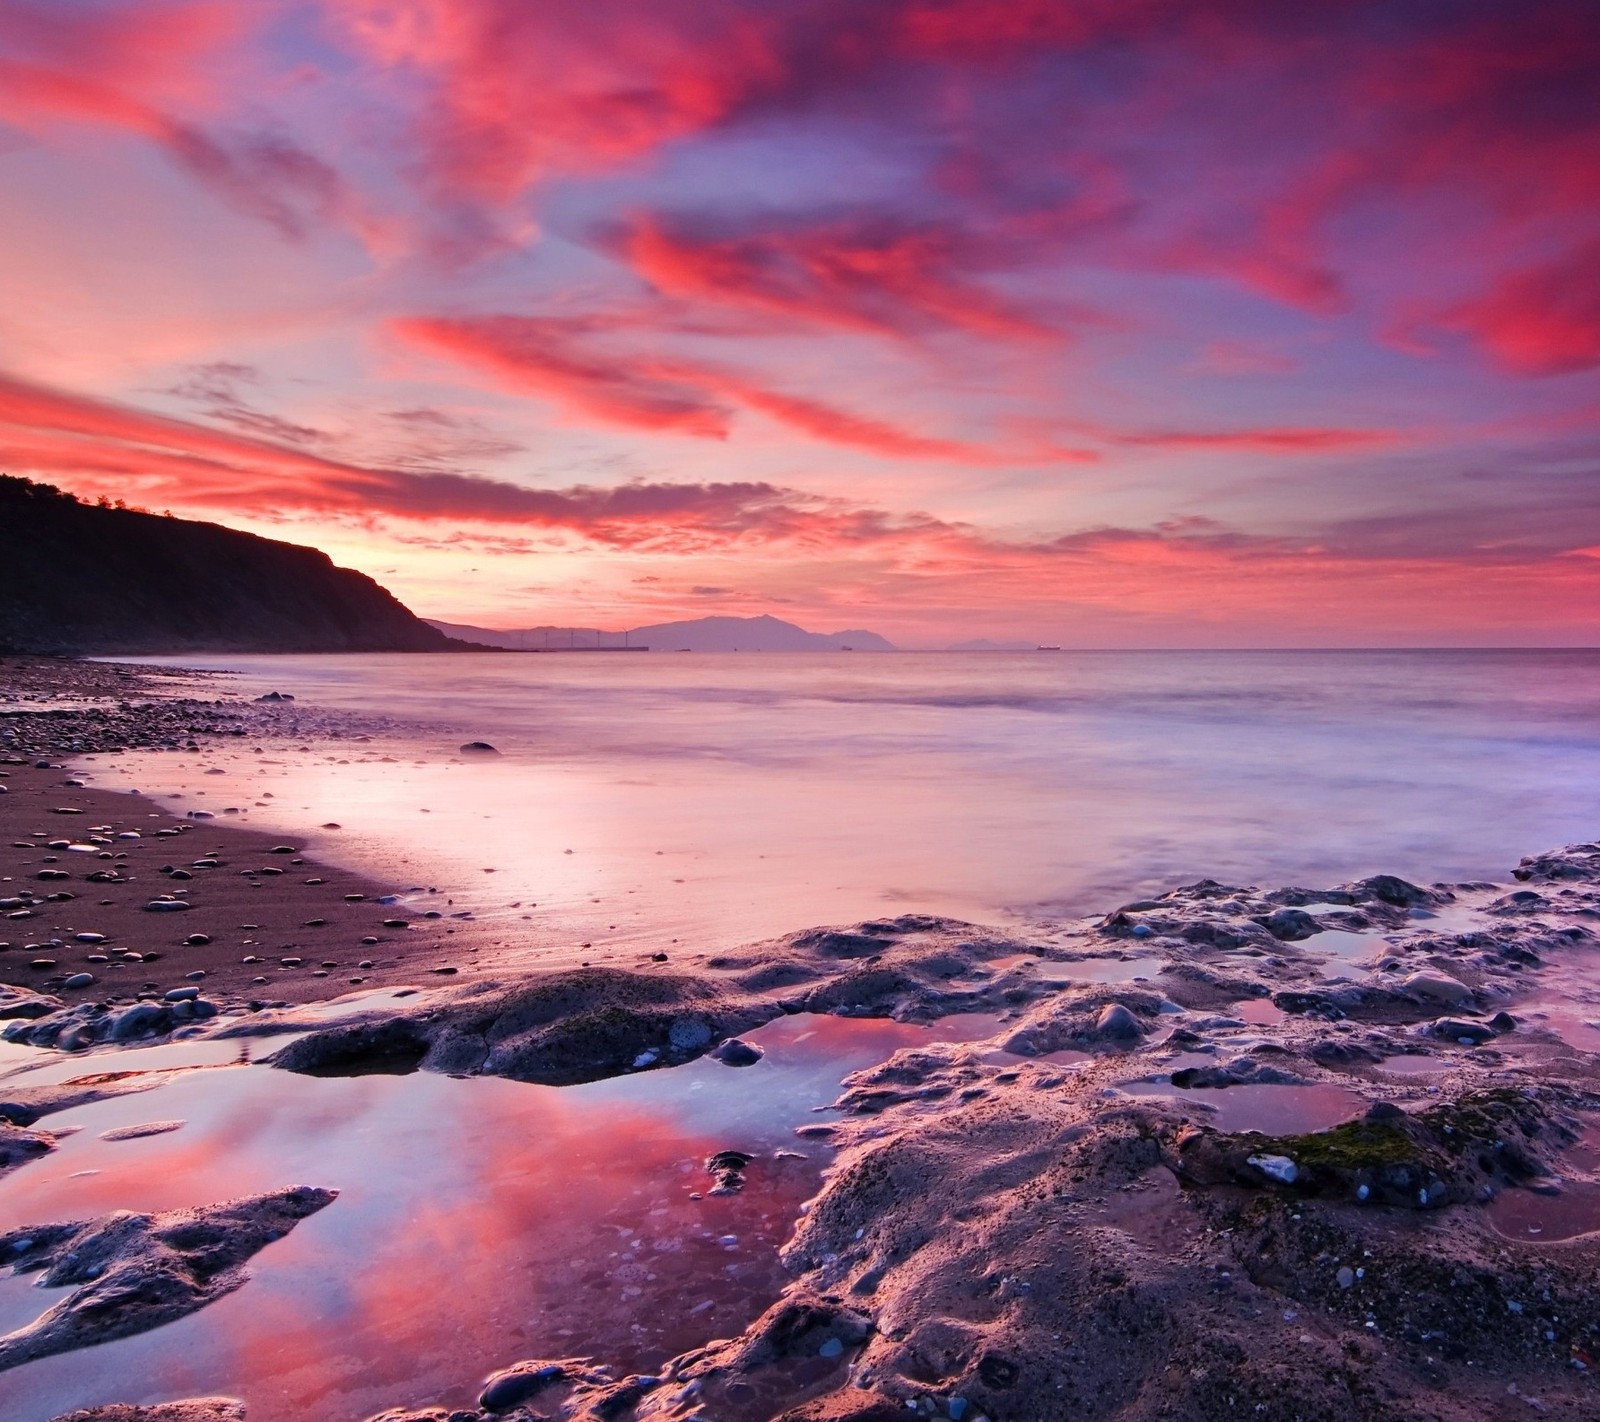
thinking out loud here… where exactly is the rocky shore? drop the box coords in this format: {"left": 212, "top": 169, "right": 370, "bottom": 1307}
{"left": 1, "top": 657, "right": 1597, "bottom": 1422}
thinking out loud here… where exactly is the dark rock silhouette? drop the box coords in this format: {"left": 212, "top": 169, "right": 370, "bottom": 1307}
{"left": 0, "top": 478, "right": 467, "bottom": 654}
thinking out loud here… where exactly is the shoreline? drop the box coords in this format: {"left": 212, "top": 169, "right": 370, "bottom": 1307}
{"left": 1, "top": 657, "right": 1598, "bottom": 1422}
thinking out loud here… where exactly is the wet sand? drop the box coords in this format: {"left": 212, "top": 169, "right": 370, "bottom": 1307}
{"left": 3, "top": 657, "right": 1600, "bottom": 1422}
{"left": 0, "top": 761, "right": 497, "bottom": 1008}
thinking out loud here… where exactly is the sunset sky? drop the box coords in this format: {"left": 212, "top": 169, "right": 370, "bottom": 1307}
{"left": 2, "top": 0, "right": 1598, "bottom": 645}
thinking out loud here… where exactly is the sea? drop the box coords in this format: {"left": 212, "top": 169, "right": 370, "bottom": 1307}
{"left": 95, "top": 648, "right": 1600, "bottom": 957}
{"left": 7, "top": 646, "right": 1596, "bottom": 1422}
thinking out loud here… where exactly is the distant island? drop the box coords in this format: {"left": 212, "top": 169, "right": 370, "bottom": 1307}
{"left": 427, "top": 613, "right": 896, "bottom": 653}
{"left": 0, "top": 477, "right": 465, "bottom": 655}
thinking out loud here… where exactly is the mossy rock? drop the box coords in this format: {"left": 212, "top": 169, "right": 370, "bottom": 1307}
{"left": 1172, "top": 1089, "right": 1562, "bottom": 1209}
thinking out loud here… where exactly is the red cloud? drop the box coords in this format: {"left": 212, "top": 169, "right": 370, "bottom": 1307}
{"left": 395, "top": 316, "right": 733, "bottom": 438}
{"left": 329, "top": 0, "right": 782, "bottom": 197}
{"left": 392, "top": 314, "right": 1099, "bottom": 464}
{"left": 0, "top": 2, "right": 365, "bottom": 242}
{"left": 620, "top": 213, "right": 1061, "bottom": 343}
{"left": 2, "top": 365, "right": 1593, "bottom": 641}
{"left": 1441, "top": 239, "right": 1600, "bottom": 376}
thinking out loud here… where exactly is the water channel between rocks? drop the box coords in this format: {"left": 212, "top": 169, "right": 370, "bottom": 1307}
{"left": 0, "top": 1010, "right": 1001, "bottom": 1422}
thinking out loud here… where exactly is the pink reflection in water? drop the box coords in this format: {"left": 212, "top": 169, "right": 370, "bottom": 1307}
{"left": 1120, "top": 1080, "right": 1367, "bottom": 1135}
{"left": 3, "top": 1013, "right": 996, "bottom": 1422}
{"left": 1489, "top": 1120, "right": 1600, "bottom": 1243}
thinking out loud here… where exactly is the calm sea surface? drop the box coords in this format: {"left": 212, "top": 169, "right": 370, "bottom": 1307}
{"left": 98, "top": 649, "right": 1600, "bottom": 957}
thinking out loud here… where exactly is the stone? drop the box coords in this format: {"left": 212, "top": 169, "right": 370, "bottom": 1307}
{"left": 63, "top": 973, "right": 94, "bottom": 989}
{"left": 1400, "top": 971, "right": 1473, "bottom": 1008}
{"left": 1247, "top": 1153, "right": 1299, "bottom": 1185}
{"left": 1261, "top": 908, "right": 1322, "bottom": 941}
{"left": 478, "top": 1360, "right": 569, "bottom": 1412}
{"left": 165, "top": 987, "right": 201, "bottom": 1002}
{"left": 668, "top": 1017, "right": 713, "bottom": 1052}
{"left": 712, "top": 1038, "right": 763, "bottom": 1067}
{"left": 144, "top": 900, "right": 191, "bottom": 913}
{"left": 1095, "top": 1003, "right": 1141, "bottom": 1037}
{"left": 459, "top": 742, "right": 500, "bottom": 755}
{"left": 1336, "top": 1266, "right": 1355, "bottom": 1289}
{"left": 109, "top": 1002, "right": 172, "bottom": 1041}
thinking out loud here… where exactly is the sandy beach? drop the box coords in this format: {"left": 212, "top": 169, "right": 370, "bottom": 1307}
{"left": 1, "top": 658, "right": 1598, "bottom": 1422}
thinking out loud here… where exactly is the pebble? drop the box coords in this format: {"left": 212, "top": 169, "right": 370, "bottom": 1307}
{"left": 1337, "top": 1266, "right": 1355, "bottom": 1289}
{"left": 186, "top": 933, "right": 212, "bottom": 946}
{"left": 1247, "top": 1153, "right": 1299, "bottom": 1184}
{"left": 63, "top": 972, "right": 94, "bottom": 988}
{"left": 281, "top": 957, "right": 303, "bottom": 967}
{"left": 1401, "top": 971, "right": 1474, "bottom": 1008}
{"left": 144, "top": 899, "right": 191, "bottom": 912}
{"left": 669, "top": 1017, "right": 713, "bottom": 1052}
{"left": 165, "top": 987, "right": 201, "bottom": 1002}
{"left": 712, "top": 1039, "right": 763, "bottom": 1067}
{"left": 459, "top": 741, "right": 500, "bottom": 754}
{"left": 1096, "top": 1003, "right": 1140, "bottom": 1037}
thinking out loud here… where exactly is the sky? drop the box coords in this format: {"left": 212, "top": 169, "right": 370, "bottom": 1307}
{"left": 1, "top": 0, "right": 1598, "bottom": 647}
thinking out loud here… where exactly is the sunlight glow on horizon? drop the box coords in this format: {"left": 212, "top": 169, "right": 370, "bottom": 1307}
{"left": 1, "top": 1, "right": 1597, "bottom": 646}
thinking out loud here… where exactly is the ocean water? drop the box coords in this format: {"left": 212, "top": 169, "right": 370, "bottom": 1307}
{"left": 89, "top": 649, "right": 1600, "bottom": 958}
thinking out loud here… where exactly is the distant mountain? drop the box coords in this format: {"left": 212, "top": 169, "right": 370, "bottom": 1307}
{"left": 0, "top": 477, "right": 465, "bottom": 655}
{"left": 428, "top": 613, "right": 896, "bottom": 652}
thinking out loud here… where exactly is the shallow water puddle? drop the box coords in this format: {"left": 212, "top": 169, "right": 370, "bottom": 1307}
{"left": 1036, "top": 956, "right": 1162, "bottom": 985}
{"left": 1489, "top": 1119, "right": 1600, "bottom": 1243}
{"left": 1118, "top": 1080, "right": 1367, "bottom": 1135}
{"left": 0, "top": 1013, "right": 985, "bottom": 1422}
{"left": 1305, "top": 929, "right": 1384, "bottom": 976}
{"left": 1377, "top": 1054, "right": 1448, "bottom": 1075}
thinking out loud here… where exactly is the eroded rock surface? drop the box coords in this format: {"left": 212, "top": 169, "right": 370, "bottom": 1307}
{"left": 0, "top": 1187, "right": 336, "bottom": 1372}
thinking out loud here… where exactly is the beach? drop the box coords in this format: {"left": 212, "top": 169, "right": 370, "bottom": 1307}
{"left": 1, "top": 656, "right": 1598, "bottom": 1422}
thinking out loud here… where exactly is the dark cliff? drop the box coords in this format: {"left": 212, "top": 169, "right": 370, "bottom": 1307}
{"left": 0, "top": 478, "right": 462, "bottom": 654}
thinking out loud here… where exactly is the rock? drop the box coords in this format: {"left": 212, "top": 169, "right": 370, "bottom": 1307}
{"left": 668, "top": 1017, "right": 713, "bottom": 1052}
{"left": 0, "top": 1186, "right": 336, "bottom": 1372}
{"left": 63, "top": 973, "right": 94, "bottom": 989}
{"left": 144, "top": 900, "right": 191, "bottom": 913}
{"left": 1095, "top": 1003, "right": 1141, "bottom": 1038}
{"left": 1354, "top": 874, "right": 1437, "bottom": 907}
{"left": 1430, "top": 1018, "right": 1494, "bottom": 1045}
{"left": 255, "top": 691, "right": 295, "bottom": 701}
{"left": 45, "top": 1398, "right": 246, "bottom": 1422}
{"left": 185, "top": 934, "right": 211, "bottom": 946}
{"left": 459, "top": 742, "right": 500, "bottom": 754}
{"left": 1400, "top": 971, "right": 1473, "bottom": 1008}
{"left": 478, "top": 1360, "right": 572, "bottom": 1412}
{"left": 1336, "top": 1265, "right": 1355, "bottom": 1289}
{"left": 1259, "top": 908, "right": 1322, "bottom": 941}
{"left": 164, "top": 987, "right": 201, "bottom": 1003}
{"left": 1247, "top": 1153, "right": 1299, "bottom": 1184}
{"left": 109, "top": 1003, "right": 172, "bottom": 1042}
{"left": 100, "top": 1121, "right": 185, "bottom": 1142}
{"left": 712, "top": 1038, "right": 764, "bottom": 1067}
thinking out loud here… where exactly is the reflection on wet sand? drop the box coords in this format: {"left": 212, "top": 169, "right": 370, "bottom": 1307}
{"left": 0, "top": 1014, "right": 983, "bottom": 1422}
